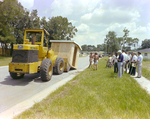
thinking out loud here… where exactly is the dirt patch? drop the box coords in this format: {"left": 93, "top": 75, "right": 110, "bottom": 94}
{"left": 71, "top": 79, "right": 80, "bottom": 86}
{"left": 44, "top": 78, "right": 80, "bottom": 104}
{"left": 71, "top": 71, "right": 82, "bottom": 75}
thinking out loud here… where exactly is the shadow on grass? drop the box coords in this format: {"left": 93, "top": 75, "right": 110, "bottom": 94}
{"left": 109, "top": 72, "right": 118, "bottom": 78}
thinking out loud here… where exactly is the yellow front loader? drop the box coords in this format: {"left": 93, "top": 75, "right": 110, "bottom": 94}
{"left": 9, "top": 29, "right": 65, "bottom": 81}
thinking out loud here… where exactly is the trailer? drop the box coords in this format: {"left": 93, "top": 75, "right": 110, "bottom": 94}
{"left": 50, "top": 40, "right": 81, "bottom": 72}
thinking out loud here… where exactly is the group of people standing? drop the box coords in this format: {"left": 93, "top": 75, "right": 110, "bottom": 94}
{"left": 108, "top": 50, "right": 143, "bottom": 78}
{"left": 88, "top": 52, "right": 100, "bottom": 70}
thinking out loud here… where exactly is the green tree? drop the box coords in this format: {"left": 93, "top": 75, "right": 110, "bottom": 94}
{"left": 104, "top": 31, "right": 118, "bottom": 53}
{"left": 30, "top": 10, "right": 40, "bottom": 29}
{"left": 141, "top": 39, "right": 150, "bottom": 49}
{"left": 0, "top": 0, "right": 21, "bottom": 56}
{"left": 14, "top": 9, "right": 30, "bottom": 44}
{"left": 116, "top": 37, "right": 123, "bottom": 50}
{"left": 116, "top": 28, "right": 139, "bottom": 51}
{"left": 97, "top": 44, "right": 105, "bottom": 51}
{"left": 126, "top": 37, "right": 132, "bottom": 48}
{"left": 14, "top": 9, "right": 41, "bottom": 44}
{"left": 87, "top": 45, "right": 96, "bottom": 51}
{"left": 40, "top": 17, "right": 49, "bottom": 29}
{"left": 42, "top": 16, "right": 77, "bottom": 40}
{"left": 0, "top": 1, "right": 77, "bottom": 56}
{"left": 122, "top": 27, "right": 129, "bottom": 49}
{"left": 81, "top": 44, "right": 88, "bottom": 51}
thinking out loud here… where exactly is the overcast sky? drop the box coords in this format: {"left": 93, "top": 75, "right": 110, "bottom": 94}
{"left": 17, "top": 0, "right": 150, "bottom": 46}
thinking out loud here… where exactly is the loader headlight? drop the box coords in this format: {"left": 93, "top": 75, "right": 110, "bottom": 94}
{"left": 18, "top": 45, "right": 23, "bottom": 49}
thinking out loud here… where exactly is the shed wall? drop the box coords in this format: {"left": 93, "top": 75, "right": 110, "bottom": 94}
{"left": 51, "top": 42, "right": 78, "bottom": 68}
{"left": 141, "top": 52, "right": 150, "bottom": 59}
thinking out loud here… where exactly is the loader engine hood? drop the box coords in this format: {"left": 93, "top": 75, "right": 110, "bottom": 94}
{"left": 12, "top": 44, "right": 39, "bottom": 63}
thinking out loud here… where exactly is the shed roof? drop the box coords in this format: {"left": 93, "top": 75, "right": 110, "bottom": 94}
{"left": 138, "top": 48, "right": 150, "bottom": 53}
{"left": 50, "top": 40, "right": 82, "bottom": 50}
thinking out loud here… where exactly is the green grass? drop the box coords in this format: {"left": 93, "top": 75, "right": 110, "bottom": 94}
{"left": 142, "top": 59, "right": 150, "bottom": 80}
{"left": 0, "top": 54, "right": 12, "bottom": 66}
{"left": 15, "top": 58, "right": 150, "bottom": 119}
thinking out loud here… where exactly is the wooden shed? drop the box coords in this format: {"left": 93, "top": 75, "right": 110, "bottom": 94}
{"left": 50, "top": 40, "right": 81, "bottom": 71}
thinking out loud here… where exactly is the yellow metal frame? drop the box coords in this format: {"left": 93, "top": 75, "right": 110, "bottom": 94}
{"left": 9, "top": 29, "right": 61, "bottom": 74}
{"left": 9, "top": 62, "right": 39, "bottom": 74}
{"left": 13, "top": 44, "right": 39, "bottom": 50}
{"left": 23, "top": 29, "right": 45, "bottom": 46}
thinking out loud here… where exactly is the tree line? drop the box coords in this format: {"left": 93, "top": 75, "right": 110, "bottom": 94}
{"left": 81, "top": 28, "right": 139, "bottom": 53}
{"left": 0, "top": 0, "right": 77, "bottom": 56}
{"left": 141, "top": 39, "right": 150, "bottom": 49}
{"left": 104, "top": 28, "right": 139, "bottom": 54}
{"left": 81, "top": 44, "right": 105, "bottom": 51}
{"left": 81, "top": 28, "right": 150, "bottom": 53}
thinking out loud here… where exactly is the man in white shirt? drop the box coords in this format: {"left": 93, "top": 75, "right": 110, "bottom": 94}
{"left": 128, "top": 52, "right": 132, "bottom": 61}
{"left": 130, "top": 52, "right": 137, "bottom": 76}
{"left": 135, "top": 52, "right": 143, "bottom": 78}
{"left": 122, "top": 50, "right": 128, "bottom": 74}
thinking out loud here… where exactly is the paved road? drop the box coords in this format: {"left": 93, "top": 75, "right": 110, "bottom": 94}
{"left": 0, "top": 56, "right": 89, "bottom": 113}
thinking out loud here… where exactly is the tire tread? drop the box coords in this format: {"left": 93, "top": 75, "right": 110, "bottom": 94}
{"left": 40, "top": 59, "right": 53, "bottom": 81}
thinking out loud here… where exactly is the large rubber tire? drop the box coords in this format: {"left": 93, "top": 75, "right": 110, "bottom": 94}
{"left": 53, "top": 57, "right": 65, "bottom": 74}
{"left": 40, "top": 59, "right": 53, "bottom": 82}
{"left": 10, "top": 72, "right": 24, "bottom": 79}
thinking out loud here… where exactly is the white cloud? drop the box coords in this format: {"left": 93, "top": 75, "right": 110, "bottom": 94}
{"left": 81, "top": 13, "right": 92, "bottom": 21}
{"left": 69, "top": 20, "right": 78, "bottom": 25}
{"left": 16, "top": 0, "right": 150, "bottom": 47}
{"left": 51, "top": 0, "right": 73, "bottom": 17}
{"left": 132, "top": 26, "right": 147, "bottom": 34}
{"left": 147, "top": 23, "right": 150, "bottom": 31}
{"left": 18, "top": 0, "right": 34, "bottom": 9}
{"left": 74, "top": 31, "right": 104, "bottom": 46}
{"left": 73, "top": 21, "right": 150, "bottom": 46}
{"left": 50, "top": 0, "right": 101, "bottom": 17}
{"left": 81, "top": 4, "right": 140, "bottom": 25}
{"left": 77, "top": 23, "right": 89, "bottom": 32}
{"left": 74, "top": 0, "right": 101, "bottom": 12}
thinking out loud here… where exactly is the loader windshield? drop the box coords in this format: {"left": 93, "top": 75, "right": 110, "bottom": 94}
{"left": 26, "top": 31, "right": 42, "bottom": 44}
{"left": 24, "top": 29, "right": 49, "bottom": 46}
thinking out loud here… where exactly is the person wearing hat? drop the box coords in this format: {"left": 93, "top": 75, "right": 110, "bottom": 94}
{"left": 135, "top": 52, "right": 143, "bottom": 78}
{"left": 117, "top": 50, "right": 124, "bottom": 77}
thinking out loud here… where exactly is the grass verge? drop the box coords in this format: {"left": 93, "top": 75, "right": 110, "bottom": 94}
{"left": 142, "top": 59, "right": 150, "bottom": 80}
{"left": 0, "top": 54, "right": 12, "bottom": 66}
{"left": 15, "top": 58, "right": 150, "bottom": 119}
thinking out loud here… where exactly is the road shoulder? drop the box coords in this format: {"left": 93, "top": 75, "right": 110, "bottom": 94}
{"left": 0, "top": 65, "right": 88, "bottom": 119}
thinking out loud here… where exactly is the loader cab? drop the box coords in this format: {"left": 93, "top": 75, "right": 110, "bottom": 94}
{"left": 23, "top": 29, "right": 49, "bottom": 47}
{"left": 23, "top": 29, "right": 50, "bottom": 59}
